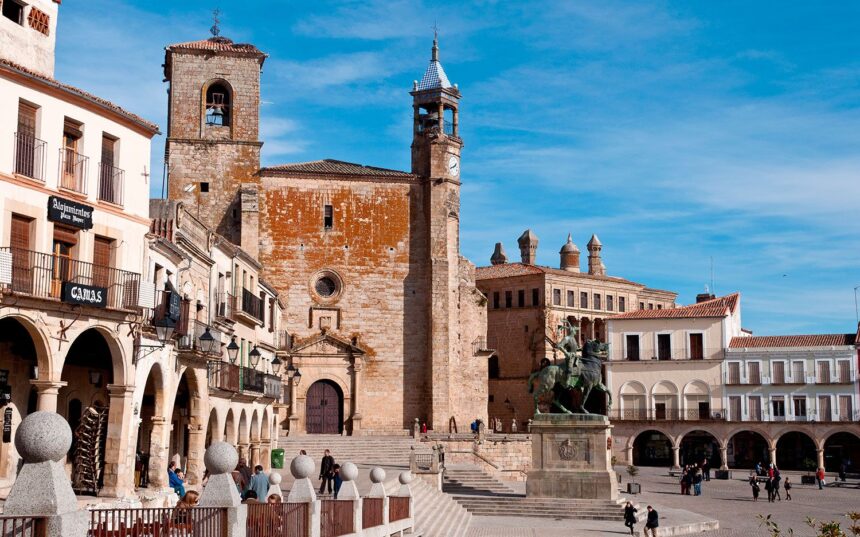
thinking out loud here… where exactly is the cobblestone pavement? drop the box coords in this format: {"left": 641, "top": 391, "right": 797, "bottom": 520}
{"left": 466, "top": 466, "right": 858, "bottom": 537}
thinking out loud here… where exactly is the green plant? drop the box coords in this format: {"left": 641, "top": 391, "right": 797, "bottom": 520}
{"left": 758, "top": 512, "right": 860, "bottom": 537}
{"left": 611, "top": 455, "right": 618, "bottom": 467}
{"left": 626, "top": 465, "right": 639, "bottom": 485}
{"left": 803, "top": 457, "right": 817, "bottom": 476}
{"left": 758, "top": 514, "right": 794, "bottom": 537}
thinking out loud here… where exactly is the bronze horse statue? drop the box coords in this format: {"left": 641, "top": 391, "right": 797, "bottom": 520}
{"left": 528, "top": 333, "right": 612, "bottom": 415}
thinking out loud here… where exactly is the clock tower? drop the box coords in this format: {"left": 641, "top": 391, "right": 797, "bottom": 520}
{"left": 411, "top": 35, "right": 465, "bottom": 430}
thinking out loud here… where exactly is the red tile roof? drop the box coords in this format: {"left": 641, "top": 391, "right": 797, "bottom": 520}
{"left": 261, "top": 159, "right": 416, "bottom": 179}
{"left": 474, "top": 262, "right": 651, "bottom": 287}
{"left": 729, "top": 334, "right": 857, "bottom": 348}
{"left": 0, "top": 58, "right": 158, "bottom": 134}
{"left": 166, "top": 37, "right": 267, "bottom": 59}
{"left": 610, "top": 292, "right": 739, "bottom": 320}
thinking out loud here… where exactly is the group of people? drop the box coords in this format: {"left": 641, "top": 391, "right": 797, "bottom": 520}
{"left": 318, "top": 449, "right": 344, "bottom": 499}
{"left": 749, "top": 463, "right": 792, "bottom": 502}
{"left": 624, "top": 503, "right": 659, "bottom": 536}
{"left": 678, "top": 459, "right": 710, "bottom": 496}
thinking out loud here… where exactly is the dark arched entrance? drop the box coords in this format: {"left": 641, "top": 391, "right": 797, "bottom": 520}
{"left": 61, "top": 329, "right": 114, "bottom": 495}
{"left": 633, "top": 430, "right": 673, "bottom": 467}
{"left": 824, "top": 432, "right": 860, "bottom": 472}
{"left": 170, "top": 373, "right": 192, "bottom": 470}
{"left": 776, "top": 431, "right": 816, "bottom": 470}
{"left": 679, "top": 430, "right": 720, "bottom": 468}
{"left": 306, "top": 380, "right": 343, "bottom": 434}
{"left": 728, "top": 431, "right": 769, "bottom": 469}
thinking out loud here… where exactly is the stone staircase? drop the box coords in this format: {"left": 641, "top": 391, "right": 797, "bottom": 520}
{"left": 277, "top": 434, "right": 431, "bottom": 467}
{"left": 410, "top": 478, "right": 472, "bottom": 537}
{"left": 443, "top": 464, "right": 633, "bottom": 521}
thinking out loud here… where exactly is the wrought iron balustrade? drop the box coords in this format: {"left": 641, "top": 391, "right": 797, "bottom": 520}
{"left": 13, "top": 132, "right": 46, "bottom": 182}
{"left": 97, "top": 162, "right": 124, "bottom": 206}
{"left": 59, "top": 147, "right": 88, "bottom": 194}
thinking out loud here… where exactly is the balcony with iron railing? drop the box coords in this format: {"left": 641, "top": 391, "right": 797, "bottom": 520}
{"left": 58, "top": 147, "right": 88, "bottom": 195}
{"left": 207, "top": 360, "right": 281, "bottom": 399}
{"left": 97, "top": 162, "right": 124, "bottom": 206}
{"left": 613, "top": 347, "right": 724, "bottom": 361}
{"left": 236, "top": 288, "right": 264, "bottom": 323}
{"left": 472, "top": 336, "right": 495, "bottom": 356}
{"left": 12, "top": 132, "right": 46, "bottom": 182}
{"left": 215, "top": 292, "right": 234, "bottom": 322}
{"left": 0, "top": 247, "right": 141, "bottom": 310}
{"left": 178, "top": 319, "right": 222, "bottom": 357}
{"left": 608, "top": 408, "right": 726, "bottom": 421}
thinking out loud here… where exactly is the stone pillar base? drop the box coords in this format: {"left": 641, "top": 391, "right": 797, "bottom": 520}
{"left": 526, "top": 413, "right": 617, "bottom": 500}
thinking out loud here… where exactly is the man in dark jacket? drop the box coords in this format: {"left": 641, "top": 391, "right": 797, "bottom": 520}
{"left": 644, "top": 506, "right": 658, "bottom": 537}
{"left": 623, "top": 501, "right": 638, "bottom": 535}
{"left": 319, "top": 449, "right": 335, "bottom": 494}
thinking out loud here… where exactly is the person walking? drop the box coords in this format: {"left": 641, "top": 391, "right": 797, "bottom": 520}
{"left": 839, "top": 462, "right": 847, "bottom": 482}
{"left": 249, "top": 464, "right": 269, "bottom": 501}
{"left": 679, "top": 468, "right": 687, "bottom": 495}
{"left": 772, "top": 467, "right": 782, "bottom": 501}
{"left": 816, "top": 467, "right": 826, "bottom": 490}
{"left": 333, "top": 464, "right": 343, "bottom": 500}
{"left": 683, "top": 466, "right": 693, "bottom": 495}
{"left": 784, "top": 477, "right": 792, "bottom": 500}
{"left": 319, "top": 449, "right": 335, "bottom": 494}
{"left": 751, "top": 479, "right": 760, "bottom": 502}
{"left": 644, "top": 505, "right": 659, "bottom": 537}
{"left": 701, "top": 458, "right": 710, "bottom": 481}
{"left": 236, "top": 458, "right": 253, "bottom": 494}
{"left": 764, "top": 477, "right": 774, "bottom": 502}
{"left": 693, "top": 468, "right": 702, "bottom": 496}
{"left": 623, "top": 501, "right": 638, "bottom": 535}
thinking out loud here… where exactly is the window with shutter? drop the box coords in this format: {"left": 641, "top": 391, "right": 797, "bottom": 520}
{"left": 727, "top": 362, "right": 740, "bottom": 384}
{"left": 10, "top": 215, "right": 33, "bottom": 293}
{"left": 792, "top": 361, "right": 804, "bottom": 383}
{"left": 838, "top": 395, "right": 852, "bottom": 421}
{"left": 817, "top": 361, "right": 831, "bottom": 383}
{"left": 772, "top": 361, "right": 785, "bottom": 384}
{"left": 818, "top": 395, "right": 831, "bottom": 421}
{"left": 838, "top": 360, "right": 851, "bottom": 383}
{"left": 747, "top": 362, "right": 761, "bottom": 384}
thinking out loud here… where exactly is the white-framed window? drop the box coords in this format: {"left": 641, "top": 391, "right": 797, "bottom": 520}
{"left": 771, "top": 395, "right": 786, "bottom": 420}
{"left": 747, "top": 361, "right": 762, "bottom": 384}
{"left": 654, "top": 332, "right": 672, "bottom": 360}
{"left": 726, "top": 361, "right": 741, "bottom": 384}
{"left": 790, "top": 360, "right": 805, "bottom": 384}
{"left": 837, "top": 359, "right": 852, "bottom": 383}
{"left": 623, "top": 333, "right": 641, "bottom": 361}
{"left": 686, "top": 331, "right": 705, "bottom": 359}
{"left": 792, "top": 396, "right": 807, "bottom": 420}
{"left": 771, "top": 360, "right": 786, "bottom": 384}
{"left": 748, "top": 395, "right": 762, "bottom": 421}
{"left": 816, "top": 359, "right": 832, "bottom": 384}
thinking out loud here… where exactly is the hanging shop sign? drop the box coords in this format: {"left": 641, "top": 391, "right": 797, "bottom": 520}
{"left": 62, "top": 282, "right": 107, "bottom": 307}
{"left": 47, "top": 196, "right": 94, "bottom": 230}
{"left": 3, "top": 408, "right": 12, "bottom": 443}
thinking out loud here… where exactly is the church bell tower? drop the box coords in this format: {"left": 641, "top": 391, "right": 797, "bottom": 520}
{"left": 411, "top": 34, "right": 464, "bottom": 430}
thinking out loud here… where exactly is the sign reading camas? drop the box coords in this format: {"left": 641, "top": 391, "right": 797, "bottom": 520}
{"left": 62, "top": 282, "right": 107, "bottom": 308}
{"left": 47, "top": 196, "right": 94, "bottom": 230}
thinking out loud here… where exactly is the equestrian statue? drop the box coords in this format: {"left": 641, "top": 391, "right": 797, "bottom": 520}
{"left": 527, "top": 320, "right": 613, "bottom": 415}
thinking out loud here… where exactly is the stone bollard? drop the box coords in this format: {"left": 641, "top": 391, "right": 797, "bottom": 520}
{"left": 396, "top": 470, "right": 414, "bottom": 497}
{"left": 198, "top": 441, "right": 246, "bottom": 537}
{"left": 266, "top": 471, "right": 283, "bottom": 500}
{"left": 338, "top": 462, "right": 363, "bottom": 532}
{"left": 3, "top": 411, "right": 88, "bottom": 537}
{"left": 287, "top": 455, "right": 321, "bottom": 537}
{"left": 368, "top": 467, "right": 390, "bottom": 528}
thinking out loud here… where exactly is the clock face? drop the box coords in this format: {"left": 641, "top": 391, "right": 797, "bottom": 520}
{"left": 447, "top": 156, "right": 460, "bottom": 177}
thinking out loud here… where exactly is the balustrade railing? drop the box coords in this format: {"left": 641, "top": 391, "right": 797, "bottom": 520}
{"left": 239, "top": 288, "right": 264, "bottom": 321}
{"left": 0, "top": 247, "right": 141, "bottom": 310}
{"left": 242, "top": 367, "right": 264, "bottom": 393}
{"left": 263, "top": 373, "right": 282, "bottom": 399}
{"left": 361, "top": 498, "right": 384, "bottom": 529}
{"left": 13, "top": 132, "right": 46, "bottom": 182}
{"left": 59, "top": 147, "right": 88, "bottom": 194}
{"left": 0, "top": 516, "right": 44, "bottom": 537}
{"left": 97, "top": 162, "right": 124, "bottom": 206}
{"left": 608, "top": 408, "right": 726, "bottom": 421}
{"left": 246, "top": 503, "right": 308, "bottom": 537}
{"left": 178, "top": 319, "right": 221, "bottom": 355}
{"left": 88, "top": 506, "right": 226, "bottom": 537}
{"left": 320, "top": 500, "right": 354, "bottom": 537}
{"left": 389, "top": 497, "right": 410, "bottom": 522}
{"left": 614, "top": 347, "right": 724, "bottom": 361}
{"left": 208, "top": 361, "right": 241, "bottom": 393}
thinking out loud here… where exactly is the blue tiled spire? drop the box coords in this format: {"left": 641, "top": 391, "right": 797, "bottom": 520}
{"left": 416, "top": 34, "right": 452, "bottom": 91}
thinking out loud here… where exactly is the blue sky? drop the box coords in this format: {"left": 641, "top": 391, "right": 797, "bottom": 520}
{"left": 54, "top": 1, "right": 860, "bottom": 336}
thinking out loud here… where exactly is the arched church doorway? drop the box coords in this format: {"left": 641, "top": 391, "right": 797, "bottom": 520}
{"left": 633, "top": 430, "right": 673, "bottom": 467}
{"left": 306, "top": 380, "right": 343, "bottom": 434}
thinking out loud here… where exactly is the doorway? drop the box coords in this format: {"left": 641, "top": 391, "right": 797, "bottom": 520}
{"left": 306, "top": 380, "right": 343, "bottom": 434}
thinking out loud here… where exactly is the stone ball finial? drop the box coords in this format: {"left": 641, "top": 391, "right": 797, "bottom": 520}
{"left": 341, "top": 462, "right": 358, "bottom": 482}
{"left": 269, "top": 472, "right": 282, "bottom": 485}
{"left": 15, "top": 411, "right": 72, "bottom": 463}
{"left": 370, "top": 467, "right": 386, "bottom": 484}
{"left": 399, "top": 471, "right": 414, "bottom": 485}
{"left": 204, "top": 441, "right": 239, "bottom": 475}
{"left": 290, "top": 455, "right": 314, "bottom": 479}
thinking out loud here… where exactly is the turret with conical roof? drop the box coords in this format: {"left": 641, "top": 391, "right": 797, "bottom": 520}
{"left": 559, "top": 233, "right": 581, "bottom": 272}
{"left": 490, "top": 242, "right": 508, "bottom": 265}
{"left": 518, "top": 229, "right": 539, "bottom": 265}
{"left": 587, "top": 234, "right": 605, "bottom": 276}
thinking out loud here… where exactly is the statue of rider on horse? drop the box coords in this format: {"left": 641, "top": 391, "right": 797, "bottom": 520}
{"left": 527, "top": 320, "right": 612, "bottom": 415}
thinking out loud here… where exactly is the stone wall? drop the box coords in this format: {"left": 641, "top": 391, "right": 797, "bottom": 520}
{"left": 453, "top": 258, "right": 490, "bottom": 428}
{"left": 429, "top": 435, "right": 532, "bottom": 481}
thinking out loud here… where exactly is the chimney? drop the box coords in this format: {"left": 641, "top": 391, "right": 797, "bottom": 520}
{"left": 517, "top": 229, "right": 538, "bottom": 265}
{"left": 559, "top": 233, "right": 580, "bottom": 272}
{"left": 696, "top": 293, "right": 716, "bottom": 303}
{"left": 490, "top": 242, "right": 508, "bottom": 265}
{"left": 586, "top": 234, "right": 605, "bottom": 276}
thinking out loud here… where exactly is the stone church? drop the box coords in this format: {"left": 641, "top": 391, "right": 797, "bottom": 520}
{"left": 162, "top": 34, "right": 489, "bottom": 434}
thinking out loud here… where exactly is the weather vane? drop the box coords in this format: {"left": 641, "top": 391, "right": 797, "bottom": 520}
{"left": 432, "top": 20, "right": 439, "bottom": 41}
{"left": 210, "top": 8, "right": 221, "bottom": 37}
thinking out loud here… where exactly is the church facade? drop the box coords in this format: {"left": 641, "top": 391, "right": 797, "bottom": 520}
{"left": 162, "top": 35, "right": 488, "bottom": 435}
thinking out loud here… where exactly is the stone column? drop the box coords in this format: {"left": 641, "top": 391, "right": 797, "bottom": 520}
{"left": 238, "top": 443, "right": 249, "bottom": 462}
{"left": 289, "top": 377, "right": 301, "bottom": 434}
{"left": 103, "top": 384, "right": 136, "bottom": 498}
{"left": 719, "top": 445, "right": 729, "bottom": 471}
{"left": 817, "top": 448, "right": 825, "bottom": 471}
{"left": 351, "top": 359, "right": 363, "bottom": 435}
{"left": 148, "top": 416, "right": 169, "bottom": 489}
{"left": 199, "top": 442, "right": 246, "bottom": 537}
{"left": 288, "top": 455, "right": 321, "bottom": 537}
{"left": 250, "top": 442, "right": 261, "bottom": 468}
{"left": 768, "top": 446, "right": 777, "bottom": 466}
{"left": 186, "top": 423, "right": 206, "bottom": 486}
{"left": 671, "top": 446, "right": 681, "bottom": 470}
{"left": 30, "top": 380, "right": 67, "bottom": 412}
{"left": 4, "top": 412, "right": 87, "bottom": 537}
{"left": 624, "top": 446, "right": 633, "bottom": 466}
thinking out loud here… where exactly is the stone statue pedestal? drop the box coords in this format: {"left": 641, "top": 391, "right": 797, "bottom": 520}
{"left": 526, "top": 413, "right": 617, "bottom": 500}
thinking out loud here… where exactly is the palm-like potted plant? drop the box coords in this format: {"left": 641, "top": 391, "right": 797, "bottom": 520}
{"left": 626, "top": 465, "right": 641, "bottom": 494}
{"left": 801, "top": 457, "right": 817, "bottom": 485}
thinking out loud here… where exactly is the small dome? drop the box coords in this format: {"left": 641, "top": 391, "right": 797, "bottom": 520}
{"left": 587, "top": 234, "right": 602, "bottom": 248}
{"left": 518, "top": 229, "right": 538, "bottom": 246}
{"left": 560, "top": 233, "right": 579, "bottom": 254}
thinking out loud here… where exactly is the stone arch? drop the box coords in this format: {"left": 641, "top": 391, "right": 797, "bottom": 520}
{"left": 225, "top": 408, "right": 237, "bottom": 445}
{"left": 682, "top": 380, "right": 711, "bottom": 419}
{"left": 139, "top": 362, "right": 168, "bottom": 488}
{"left": 250, "top": 409, "right": 260, "bottom": 442}
{"left": 678, "top": 429, "right": 721, "bottom": 468}
{"left": 651, "top": 380, "right": 679, "bottom": 419}
{"left": 775, "top": 430, "right": 816, "bottom": 470}
{"left": 305, "top": 379, "right": 345, "bottom": 435}
{"left": 205, "top": 407, "right": 220, "bottom": 448}
{"left": 261, "top": 408, "right": 271, "bottom": 441}
{"left": 239, "top": 409, "right": 249, "bottom": 444}
{"left": 632, "top": 429, "right": 674, "bottom": 467}
{"left": 0, "top": 314, "right": 53, "bottom": 380}
{"left": 201, "top": 78, "right": 234, "bottom": 130}
{"left": 727, "top": 430, "right": 770, "bottom": 469}
{"left": 618, "top": 381, "right": 647, "bottom": 419}
{"left": 823, "top": 431, "right": 860, "bottom": 472}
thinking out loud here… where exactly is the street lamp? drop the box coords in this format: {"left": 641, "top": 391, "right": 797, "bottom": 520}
{"left": 199, "top": 327, "right": 217, "bottom": 355}
{"left": 286, "top": 363, "right": 297, "bottom": 378}
{"left": 293, "top": 368, "right": 302, "bottom": 384}
{"left": 271, "top": 355, "right": 282, "bottom": 375}
{"left": 249, "top": 345, "right": 261, "bottom": 369}
{"left": 227, "top": 336, "right": 239, "bottom": 364}
{"left": 154, "top": 317, "right": 175, "bottom": 345}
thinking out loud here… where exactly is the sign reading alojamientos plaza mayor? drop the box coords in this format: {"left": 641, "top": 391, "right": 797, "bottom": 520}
{"left": 47, "top": 195, "right": 94, "bottom": 230}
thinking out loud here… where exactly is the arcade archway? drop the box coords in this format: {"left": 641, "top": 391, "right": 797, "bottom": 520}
{"left": 824, "top": 432, "right": 860, "bottom": 472}
{"left": 728, "top": 431, "right": 769, "bottom": 469}
{"left": 632, "top": 430, "right": 673, "bottom": 467}
{"left": 776, "top": 431, "right": 816, "bottom": 470}
{"left": 679, "top": 429, "right": 720, "bottom": 468}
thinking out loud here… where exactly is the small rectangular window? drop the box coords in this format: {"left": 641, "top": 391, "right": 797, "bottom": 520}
{"left": 324, "top": 204, "right": 333, "bottom": 230}
{"left": 657, "top": 334, "right": 671, "bottom": 360}
{"left": 2, "top": 0, "right": 24, "bottom": 25}
{"left": 619, "top": 297, "right": 626, "bottom": 312}
{"left": 200, "top": 182, "right": 210, "bottom": 193}
{"left": 772, "top": 397, "right": 785, "bottom": 418}
{"left": 567, "top": 290, "right": 575, "bottom": 307}
{"left": 607, "top": 295, "right": 613, "bottom": 311}
{"left": 793, "top": 397, "right": 807, "bottom": 417}
{"left": 657, "top": 304, "right": 663, "bottom": 310}
{"left": 505, "top": 290, "right": 512, "bottom": 308}
{"left": 492, "top": 292, "right": 499, "bottom": 309}
{"left": 552, "top": 288, "right": 561, "bottom": 306}
{"left": 639, "top": 302, "right": 645, "bottom": 310}
{"left": 625, "top": 335, "right": 640, "bottom": 361}
{"left": 648, "top": 303, "right": 654, "bottom": 310}
{"left": 580, "top": 292, "right": 588, "bottom": 309}
{"left": 594, "top": 294, "right": 601, "bottom": 310}
{"left": 517, "top": 289, "right": 525, "bottom": 307}
{"left": 532, "top": 288, "right": 539, "bottom": 306}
